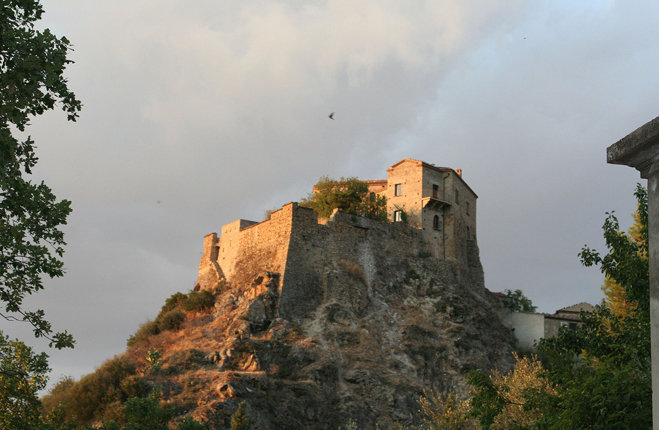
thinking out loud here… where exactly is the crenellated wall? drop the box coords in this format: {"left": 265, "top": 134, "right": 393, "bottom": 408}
{"left": 195, "top": 202, "right": 452, "bottom": 319}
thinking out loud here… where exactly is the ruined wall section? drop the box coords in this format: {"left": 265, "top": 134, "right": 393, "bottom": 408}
{"left": 195, "top": 204, "right": 295, "bottom": 291}
{"left": 195, "top": 233, "right": 224, "bottom": 291}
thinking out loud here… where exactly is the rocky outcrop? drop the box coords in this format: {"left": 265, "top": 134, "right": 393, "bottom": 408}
{"left": 143, "top": 249, "right": 515, "bottom": 429}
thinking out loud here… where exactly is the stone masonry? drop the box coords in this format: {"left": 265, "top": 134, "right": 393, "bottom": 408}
{"left": 195, "top": 159, "right": 483, "bottom": 320}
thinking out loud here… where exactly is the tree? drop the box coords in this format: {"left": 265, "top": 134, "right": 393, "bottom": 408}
{"left": 468, "top": 353, "right": 556, "bottom": 429}
{"left": 416, "top": 391, "right": 475, "bottom": 429}
{"left": 502, "top": 289, "right": 536, "bottom": 312}
{"left": 0, "top": 331, "right": 50, "bottom": 429}
{"left": 300, "top": 177, "right": 387, "bottom": 222}
{"left": 0, "top": 0, "right": 81, "bottom": 348}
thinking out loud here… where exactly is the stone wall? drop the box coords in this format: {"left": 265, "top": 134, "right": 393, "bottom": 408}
{"left": 196, "top": 204, "right": 295, "bottom": 291}
{"left": 279, "top": 206, "right": 430, "bottom": 320}
{"left": 196, "top": 202, "right": 451, "bottom": 320}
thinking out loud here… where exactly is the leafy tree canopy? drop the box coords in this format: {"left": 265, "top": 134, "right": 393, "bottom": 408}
{"left": 0, "top": 0, "right": 81, "bottom": 348}
{"left": 502, "top": 289, "right": 536, "bottom": 312}
{"left": 300, "top": 176, "right": 387, "bottom": 222}
{"left": 0, "top": 331, "right": 49, "bottom": 429}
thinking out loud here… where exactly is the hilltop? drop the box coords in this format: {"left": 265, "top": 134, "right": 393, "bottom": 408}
{"left": 42, "top": 160, "right": 516, "bottom": 428}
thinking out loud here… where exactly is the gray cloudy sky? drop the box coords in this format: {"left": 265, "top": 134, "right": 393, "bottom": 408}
{"left": 5, "top": 0, "right": 658, "bottom": 386}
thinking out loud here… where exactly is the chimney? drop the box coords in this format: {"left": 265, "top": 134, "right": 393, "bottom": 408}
{"left": 456, "top": 168, "right": 462, "bottom": 177}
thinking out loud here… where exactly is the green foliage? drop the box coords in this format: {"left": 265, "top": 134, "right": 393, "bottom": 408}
{"left": 176, "top": 416, "right": 208, "bottom": 429}
{"left": 127, "top": 321, "right": 160, "bottom": 347}
{"left": 1, "top": 0, "right": 81, "bottom": 349}
{"left": 144, "top": 349, "right": 163, "bottom": 374}
{"left": 467, "top": 371, "right": 504, "bottom": 429}
{"left": 300, "top": 176, "right": 387, "bottom": 222}
{"left": 122, "top": 390, "right": 172, "bottom": 430}
{"left": 119, "top": 375, "right": 150, "bottom": 399}
{"left": 580, "top": 184, "right": 649, "bottom": 308}
{"left": 39, "top": 404, "right": 85, "bottom": 429}
{"left": 230, "top": 401, "right": 251, "bottom": 430}
{"left": 161, "top": 293, "right": 187, "bottom": 314}
{"left": 181, "top": 290, "right": 216, "bottom": 312}
{"left": 502, "top": 289, "right": 537, "bottom": 312}
{"left": 127, "top": 289, "right": 216, "bottom": 347}
{"left": 0, "top": 331, "right": 49, "bottom": 429}
{"left": 157, "top": 309, "right": 186, "bottom": 331}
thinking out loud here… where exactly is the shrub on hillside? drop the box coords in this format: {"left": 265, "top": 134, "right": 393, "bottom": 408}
{"left": 181, "top": 290, "right": 216, "bottom": 312}
{"left": 157, "top": 309, "right": 186, "bottom": 331}
{"left": 41, "top": 355, "right": 138, "bottom": 424}
{"left": 127, "top": 320, "right": 160, "bottom": 347}
{"left": 126, "top": 289, "right": 216, "bottom": 348}
{"left": 41, "top": 376, "right": 76, "bottom": 414}
{"left": 161, "top": 292, "right": 187, "bottom": 314}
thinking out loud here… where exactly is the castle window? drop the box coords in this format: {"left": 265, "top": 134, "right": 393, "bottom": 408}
{"left": 466, "top": 201, "right": 470, "bottom": 215}
{"left": 394, "top": 210, "right": 403, "bottom": 222}
{"left": 432, "top": 184, "right": 439, "bottom": 199}
{"left": 433, "top": 215, "right": 440, "bottom": 230}
{"left": 395, "top": 184, "right": 402, "bottom": 196}
{"left": 454, "top": 189, "right": 459, "bottom": 204}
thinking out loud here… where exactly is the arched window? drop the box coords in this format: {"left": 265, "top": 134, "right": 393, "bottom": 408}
{"left": 433, "top": 215, "right": 440, "bottom": 230}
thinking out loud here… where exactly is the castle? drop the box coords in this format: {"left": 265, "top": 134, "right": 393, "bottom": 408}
{"left": 195, "top": 158, "right": 482, "bottom": 318}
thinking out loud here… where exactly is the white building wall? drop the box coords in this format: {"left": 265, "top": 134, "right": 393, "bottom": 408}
{"left": 510, "top": 312, "right": 545, "bottom": 350}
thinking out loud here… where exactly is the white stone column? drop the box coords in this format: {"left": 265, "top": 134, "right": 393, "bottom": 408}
{"left": 607, "top": 116, "right": 659, "bottom": 428}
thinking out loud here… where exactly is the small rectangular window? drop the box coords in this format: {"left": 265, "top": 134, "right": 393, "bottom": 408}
{"left": 432, "top": 184, "right": 439, "bottom": 199}
{"left": 454, "top": 189, "right": 459, "bottom": 204}
{"left": 394, "top": 210, "right": 403, "bottom": 222}
{"left": 395, "top": 184, "right": 402, "bottom": 196}
{"left": 466, "top": 201, "right": 470, "bottom": 215}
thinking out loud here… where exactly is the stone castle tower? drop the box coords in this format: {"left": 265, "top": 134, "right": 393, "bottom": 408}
{"left": 363, "top": 158, "right": 477, "bottom": 261}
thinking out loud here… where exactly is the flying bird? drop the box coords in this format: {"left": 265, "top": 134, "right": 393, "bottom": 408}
{"left": 329, "top": 112, "right": 335, "bottom": 120}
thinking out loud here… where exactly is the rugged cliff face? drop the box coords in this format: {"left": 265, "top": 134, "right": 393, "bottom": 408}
{"left": 126, "top": 245, "right": 515, "bottom": 429}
